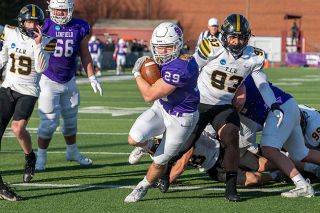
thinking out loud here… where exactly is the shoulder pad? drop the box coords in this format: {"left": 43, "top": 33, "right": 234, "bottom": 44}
{"left": 1, "top": 25, "right": 17, "bottom": 41}
{"left": 252, "top": 47, "right": 265, "bottom": 56}
{"left": 179, "top": 54, "right": 192, "bottom": 61}
{"left": 207, "top": 37, "right": 221, "bottom": 48}
{"left": 197, "top": 38, "right": 211, "bottom": 59}
{"left": 0, "top": 30, "right": 4, "bottom": 41}
{"left": 6, "top": 25, "right": 16, "bottom": 30}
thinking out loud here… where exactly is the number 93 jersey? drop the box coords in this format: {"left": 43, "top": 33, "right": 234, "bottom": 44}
{"left": 42, "top": 18, "right": 90, "bottom": 84}
{"left": 195, "top": 37, "right": 265, "bottom": 105}
{"left": 0, "top": 25, "right": 55, "bottom": 97}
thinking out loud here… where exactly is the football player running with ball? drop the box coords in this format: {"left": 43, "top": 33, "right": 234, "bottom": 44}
{"left": 124, "top": 22, "right": 200, "bottom": 203}
{"left": 35, "top": 0, "right": 103, "bottom": 171}
{"left": 0, "top": 4, "right": 55, "bottom": 200}
{"left": 188, "top": 14, "right": 284, "bottom": 201}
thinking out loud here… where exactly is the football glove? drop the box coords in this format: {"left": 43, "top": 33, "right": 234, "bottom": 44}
{"left": 89, "top": 75, "right": 103, "bottom": 96}
{"left": 132, "top": 56, "right": 150, "bottom": 78}
{"left": 271, "top": 103, "right": 284, "bottom": 128}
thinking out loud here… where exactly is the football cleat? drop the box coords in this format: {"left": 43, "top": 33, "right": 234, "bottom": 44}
{"left": 157, "top": 177, "right": 170, "bottom": 193}
{"left": 0, "top": 184, "right": 23, "bottom": 201}
{"left": 35, "top": 151, "right": 47, "bottom": 171}
{"left": 281, "top": 184, "right": 314, "bottom": 198}
{"left": 66, "top": 151, "right": 93, "bottom": 166}
{"left": 128, "top": 147, "right": 147, "bottom": 165}
{"left": 124, "top": 185, "right": 148, "bottom": 203}
{"left": 23, "top": 152, "right": 36, "bottom": 182}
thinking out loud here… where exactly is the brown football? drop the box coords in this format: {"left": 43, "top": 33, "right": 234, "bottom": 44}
{"left": 140, "top": 58, "right": 161, "bottom": 84}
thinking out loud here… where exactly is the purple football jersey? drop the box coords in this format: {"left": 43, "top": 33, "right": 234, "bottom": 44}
{"left": 116, "top": 44, "right": 127, "bottom": 56}
{"left": 241, "top": 75, "right": 292, "bottom": 125}
{"left": 88, "top": 41, "right": 100, "bottom": 54}
{"left": 42, "top": 18, "right": 90, "bottom": 83}
{"left": 159, "top": 57, "right": 200, "bottom": 114}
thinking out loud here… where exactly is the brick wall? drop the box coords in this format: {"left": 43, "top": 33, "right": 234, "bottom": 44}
{"left": 33, "top": 0, "right": 320, "bottom": 52}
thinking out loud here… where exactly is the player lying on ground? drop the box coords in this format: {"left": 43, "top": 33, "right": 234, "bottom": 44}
{"left": 129, "top": 125, "right": 281, "bottom": 192}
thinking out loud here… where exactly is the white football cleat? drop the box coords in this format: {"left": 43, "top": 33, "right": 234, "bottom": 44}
{"left": 35, "top": 152, "right": 47, "bottom": 171}
{"left": 66, "top": 151, "right": 93, "bottom": 166}
{"left": 128, "top": 147, "right": 147, "bottom": 165}
{"left": 124, "top": 185, "right": 148, "bottom": 203}
{"left": 281, "top": 184, "right": 314, "bottom": 198}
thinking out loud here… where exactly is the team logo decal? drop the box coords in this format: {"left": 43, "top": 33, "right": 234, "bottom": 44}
{"left": 220, "top": 59, "right": 226, "bottom": 65}
{"left": 11, "top": 43, "right": 16, "bottom": 48}
{"left": 174, "top": 26, "right": 182, "bottom": 37}
{"left": 55, "top": 25, "right": 61, "bottom": 31}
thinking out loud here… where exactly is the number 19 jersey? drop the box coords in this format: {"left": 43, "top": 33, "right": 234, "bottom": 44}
{"left": 195, "top": 37, "right": 265, "bottom": 105}
{"left": 0, "top": 25, "right": 54, "bottom": 97}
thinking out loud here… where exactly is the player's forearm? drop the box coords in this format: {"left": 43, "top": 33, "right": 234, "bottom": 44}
{"left": 252, "top": 70, "right": 277, "bottom": 107}
{"left": 34, "top": 43, "right": 49, "bottom": 73}
{"left": 81, "top": 55, "right": 95, "bottom": 77}
{"left": 135, "top": 76, "right": 154, "bottom": 102}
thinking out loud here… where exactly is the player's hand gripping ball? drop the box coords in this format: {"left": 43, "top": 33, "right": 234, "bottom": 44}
{"left": 140, "top": 58, "right": 161, "bottom": 84}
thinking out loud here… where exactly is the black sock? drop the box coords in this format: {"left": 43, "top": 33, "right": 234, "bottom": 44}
{"left": 25, "top": 150, "right": 35, "bottom": 160}
{"left": 225, "top": 172, "right": 238, "bottom": 194}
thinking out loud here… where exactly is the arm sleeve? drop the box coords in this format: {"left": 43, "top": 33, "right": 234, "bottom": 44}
{"left": 193, "top": 37, "right": 212, "bottom": 69}
{"left": 195, "top": 32, "right": 203, "bottom": 51}
{"left": 251, "top": 69, "right": 277, "bottom": 108}
{"left": 33, "top": 42, "right": 50, "bottom": 73}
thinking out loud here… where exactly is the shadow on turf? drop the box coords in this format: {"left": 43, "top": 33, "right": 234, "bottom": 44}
{"left": 142, "top": 190, "right": 281, "bottom": 202}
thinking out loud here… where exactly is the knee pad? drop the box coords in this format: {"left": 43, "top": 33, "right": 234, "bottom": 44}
{"left": 152, "top": 153, "right": 173, "bottom": 165}
{"left": 61, "top": 108, "right": 78, "bottom": 136}
{"left": 38, "top": 111, "right": 60, "bottom": 139}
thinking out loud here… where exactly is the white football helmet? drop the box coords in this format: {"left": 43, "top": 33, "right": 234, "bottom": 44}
{"left": 48, "top": 0, "right": 74, "bottom": 25}
{"left": 150, "top": 22, "right": 183, "bottom": 65}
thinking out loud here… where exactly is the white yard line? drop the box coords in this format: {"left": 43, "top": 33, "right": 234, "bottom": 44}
{"left": 0, "top": 150, "right": 130, "bottom": 155}
{"left": 10, "top": 182, "right": 320, "bottom": 194}
{"left": 3, "top": 128, "right": 128, "bottom": 138}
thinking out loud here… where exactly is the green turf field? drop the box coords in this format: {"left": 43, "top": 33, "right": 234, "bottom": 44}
{"left": 1, "top": 67, "right": 320, "bottom": 212}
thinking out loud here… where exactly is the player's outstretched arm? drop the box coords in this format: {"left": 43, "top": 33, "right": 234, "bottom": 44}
{"left": 169, "top": 147, "right": 194, "bottom": 183}
{"left": 80, "top": 36, "right": 103, "bottom": 96}
{"left": 251, "top": 70, "right": 284, "bottom": 127}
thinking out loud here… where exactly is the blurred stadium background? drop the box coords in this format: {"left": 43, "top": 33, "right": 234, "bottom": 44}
{"left": 1, "top": 0, "right": 320, "bottom": 70}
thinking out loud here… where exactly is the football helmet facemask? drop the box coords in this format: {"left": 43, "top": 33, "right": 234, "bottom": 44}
{"left": 221, "top": 14, "right": 251, "bottom": 58}
{"left": 150, "top": 22, "right": 183, "bottom": 65}
{"left": 17, "top": 4, "right": 45, "bottom": 38}
{"left": 48, "top": 0, "right": 74, "bottom": 25}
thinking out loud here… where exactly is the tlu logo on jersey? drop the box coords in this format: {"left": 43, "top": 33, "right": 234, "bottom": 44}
{"left": 220, "top": 59, "right": 226, "bottom": 65}
{"left": 55, "top": 25, "right": 61, "bottom": 31}
{"left": 11, "top": 43, "right": 16, "bottom": 49}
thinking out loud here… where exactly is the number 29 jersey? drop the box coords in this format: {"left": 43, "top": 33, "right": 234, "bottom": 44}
{"left": 195, "top": 37, "right": 265, "bottom": 105}
{"left": 0, "top": 25, "right": 55, "bottom": 97}
{"left": 42, "top": 18, "right": 90, "bottom": 84}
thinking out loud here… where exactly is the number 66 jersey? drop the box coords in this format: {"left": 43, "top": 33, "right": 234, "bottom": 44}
{"left": 195, "top": 37, "right": 267, "bottom": 105}
{"left": 0, "top": 25, "right": 55, "bottom": 97}
{"left": 41, "top": 18, "right": 90, "bottom": 84}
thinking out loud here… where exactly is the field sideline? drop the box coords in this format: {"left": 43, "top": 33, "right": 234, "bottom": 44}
{"left": 1, "top": 67, "right": 320, "bottom": 212}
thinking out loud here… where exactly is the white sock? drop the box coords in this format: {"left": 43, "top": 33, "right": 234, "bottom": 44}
{"left": 292, "top": 173, "right": 308, "bottom": 187}
{"left": 138, "top": 176, "right": 151, "bottom": 188}
{"left": 66, "top": 144, "right": 78, "bottom": 152}
{"left": 37, "top": 148, "right": 47, "bottom": 155}
{"left": 304, "top": 163, "right": 318, "bottom": 174}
